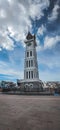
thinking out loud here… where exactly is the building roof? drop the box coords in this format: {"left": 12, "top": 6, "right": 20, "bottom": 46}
{"left": 26, "top": 32, "right": 34, "bottom": 40}
{"left": 25, "top": 32, "right": 37, "bottom": 46}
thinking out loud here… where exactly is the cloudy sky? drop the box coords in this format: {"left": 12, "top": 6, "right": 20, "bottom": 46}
{"left": 0, "top": 0, "right": 60, "bottom": 82}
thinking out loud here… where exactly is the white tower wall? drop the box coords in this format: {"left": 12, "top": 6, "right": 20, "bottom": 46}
{"left": 24, "top": 37, "right": 39, "bottom": 81}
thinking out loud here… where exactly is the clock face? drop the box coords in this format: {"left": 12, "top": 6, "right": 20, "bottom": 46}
{"left": 27, "top": 42, "right": 31, "bottom": 46}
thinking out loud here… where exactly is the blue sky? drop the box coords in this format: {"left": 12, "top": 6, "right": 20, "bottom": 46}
{"left": 0, "top": 0, "right": 60, "bottom": 82}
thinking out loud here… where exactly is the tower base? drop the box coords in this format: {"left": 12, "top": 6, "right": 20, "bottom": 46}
{"left": 17, "top": 79, "right": 43, "bottom": 92}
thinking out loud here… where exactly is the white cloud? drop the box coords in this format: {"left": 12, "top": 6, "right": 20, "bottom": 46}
{"left": 29, "top": 0, "right": 50, "bottom": 20}
{"left": 29, "top": 4, "right": 44, "bottom": 20}
{"left": 39, "top": 70, "right": 60, "bottom": 81}
{"left": 48, "top": 4, "right": 60, "bottom": 21}
{"left": 0, "top": 48, "right": 2, "bottom": 51}
{"left": 37, "top": 24, "right": 46, "bottom": 36}
{"left": 0, "top": 9, "right": 6, "bottom": 18}
{"left": 0, "top": 29, "right": 14, "bottom": 50}
{"left": 44, "top": 35, "right": 60, "bottom": 49}
{"left": 0, "top": 0, "right": 50, "bottom": 50}
{"left": 38, "top": 53, "right": 60, "bottom": 70}
{"left": 36, "top": 37, "right": 43, "bottom": 52}
{"left": 36, "top": 24, "right": 46, "bottom": 52}
{"left": 0, "top": 61, "right": 23, "bottom": 79}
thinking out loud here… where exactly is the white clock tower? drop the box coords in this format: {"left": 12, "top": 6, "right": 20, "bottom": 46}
{"left": 17, "top": 32, "right": 43, "bottom": 92}
{"left": 24, "top": 32, "right": 39, "bottom": 81}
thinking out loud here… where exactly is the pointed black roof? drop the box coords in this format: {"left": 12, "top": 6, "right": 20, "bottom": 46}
{"left": 25, "top": 32, "right": 37, "bottom": 46}
{"left": 26, "top": 32, "right": 34, "bottom": 40}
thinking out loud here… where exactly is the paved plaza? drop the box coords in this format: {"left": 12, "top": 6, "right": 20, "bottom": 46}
{"left": 0, "top": 94, "right": 60, "bottom": 130}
